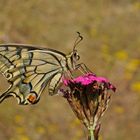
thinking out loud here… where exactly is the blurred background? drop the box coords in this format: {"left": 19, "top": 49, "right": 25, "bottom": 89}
{"left": 0, "top": 0, "right": 140, "bottom": 140}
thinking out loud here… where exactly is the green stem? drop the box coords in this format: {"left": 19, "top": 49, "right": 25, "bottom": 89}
{"left": 90, "top": 129, "right": 94, "bottom": 140}
{"left": 88, "top": 126, "right": 95, "bottom": 140}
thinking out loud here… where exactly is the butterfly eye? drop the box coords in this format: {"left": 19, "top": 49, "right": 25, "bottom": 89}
{"left": 74, "top": 52, "right": 80, "bottom": 61}
{"left": 76, "top": 55, "right": 80, "bottom": 60}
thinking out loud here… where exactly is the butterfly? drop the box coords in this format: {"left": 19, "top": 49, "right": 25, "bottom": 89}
{"left": 0, "top": 32, "right": 89, "bottom": 105}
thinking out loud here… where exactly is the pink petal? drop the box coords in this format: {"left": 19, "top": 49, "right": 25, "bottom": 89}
{"left": 62, "top": 73, "right": 116, "bottom": 92}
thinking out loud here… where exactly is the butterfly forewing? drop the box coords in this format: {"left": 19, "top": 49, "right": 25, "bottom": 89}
{"left": 0, "top": 45, "right": 67, "bottom": 105}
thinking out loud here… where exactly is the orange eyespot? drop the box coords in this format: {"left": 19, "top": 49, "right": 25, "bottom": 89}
{"left": 27, "top": 94, "right": 37, "bottom": 104}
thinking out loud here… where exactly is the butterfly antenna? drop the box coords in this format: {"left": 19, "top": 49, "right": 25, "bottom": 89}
{"left": 73, "top": 32, "right": 83, "bottom": 51}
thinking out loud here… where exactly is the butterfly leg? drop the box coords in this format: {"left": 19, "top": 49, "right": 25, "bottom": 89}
{"left": 76, "top": 63, "right": 92, "bottom": 74}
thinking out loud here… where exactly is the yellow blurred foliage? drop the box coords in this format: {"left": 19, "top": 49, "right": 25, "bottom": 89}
{"left": 101, "top": 44, "right": 110, "bottom": 54}
{"left": 99, "top": 135, "right": 103, "bottom": 140}
{"left": 90, "top": 28, "right": 98, "bottom": 38}
{"left": 16, "top": 127, "right": 25, "bottom": 134}
{"left": 36, "top": 126, "right": 45, "bottom": 134}
{"left": 115, "top": 50, "right": 128, "bottom": 61}
{"left": 72, "top": 130, "right": 83, "bottom": 140}
{"left": 133, "top": 2, "right": 140, "bottom": 10}
{"left": 125, "top": 59, "right": 140, "bottom": 79}
{"left": 69, "top": 119, "right": 83, "bottom": 140}
{"left": 101, "top": 44, "right": 111, "bottom": 61}
{"left": 114, "top": 106, "right": 124, "bottom": 114}
{"left": 14, "top": 115, "right": 24, "bottom": 124}
{"left": 70, "top": 119, "right": 81, "bottom": 128}
{"left": 126, "top": 59, "right": 140, "bottom": 72}
{"left": 131, "top": 82, "right": 140, "bottom": 92}
{"left": 47, "top": 124, "right": 58, "bottom": 134}
{"left": 18, "top": 135, "right": 30, "bottom": 140}
{"left": 10, "top": 134, "right": 30, "bottom": 140}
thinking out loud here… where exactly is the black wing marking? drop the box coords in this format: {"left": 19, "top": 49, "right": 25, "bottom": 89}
{"left": 0, "top": 44, "right": 66, "bottom": 105}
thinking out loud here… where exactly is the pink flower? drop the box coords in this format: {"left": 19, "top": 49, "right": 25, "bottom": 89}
{"left": 59, "top": 72, "right": 116, "bottom": 140}
{"left": 63, "top": 73, "right": 116, "bottom": 92}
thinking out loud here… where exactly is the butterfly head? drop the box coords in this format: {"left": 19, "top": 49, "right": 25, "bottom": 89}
{"left": 72, "top": 50, "right": 80, "bottom": 61}
{"left": 72, "top": 32, "right": 83, "bottom": 61}
{"left": 67, "top": 32, "right": 83, "bottom": 69}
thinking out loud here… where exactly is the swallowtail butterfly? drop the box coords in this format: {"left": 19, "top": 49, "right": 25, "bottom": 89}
{"left": 0, "top": 32, "right": 89, "bottom": 105}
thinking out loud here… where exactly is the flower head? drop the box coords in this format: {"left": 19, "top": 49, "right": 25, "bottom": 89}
{"left": 59, "top": 72, "right": 116, "bottom": 139}
{"left": 63, "top": 73, "right": 116, "bottom": 92}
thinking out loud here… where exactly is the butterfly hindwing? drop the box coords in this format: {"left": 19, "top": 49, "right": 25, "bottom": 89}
{"left": 0, "top": 45, "right": 66, "bottom": 105}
